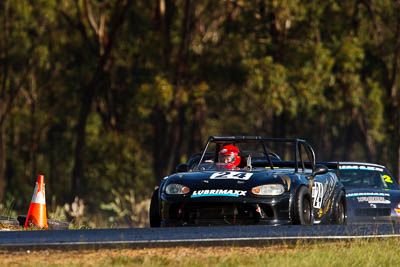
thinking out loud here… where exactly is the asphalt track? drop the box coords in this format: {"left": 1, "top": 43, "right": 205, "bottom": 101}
{"left": 1, "top": 224, "right": 400, "bottom": 250}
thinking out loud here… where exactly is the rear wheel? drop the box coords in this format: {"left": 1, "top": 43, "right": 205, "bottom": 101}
{"left": 332, "top": 191, "right": 346, "bottom": 224}
{"left": 292, "top": 186, "right": 313, "bottom": 225}
{"left": 149, "top": 188, "right": 161, "bottom": 227}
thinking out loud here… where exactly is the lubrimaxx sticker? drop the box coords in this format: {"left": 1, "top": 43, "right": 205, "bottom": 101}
{"left": 191, "top": 189, "right": 247, "bottom": 198}
{"left": 346, "top": 192, "right": 390, "bottom": 197}
{"left": 339, "top": 165, "right": 384, "bottom": 172}
{"left": 209, "top": 171, "right": 253, "bottom": 180}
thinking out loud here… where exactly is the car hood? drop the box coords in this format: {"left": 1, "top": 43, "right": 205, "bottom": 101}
{"left": 163, "top": 170, "right": 293, "bottom": 191}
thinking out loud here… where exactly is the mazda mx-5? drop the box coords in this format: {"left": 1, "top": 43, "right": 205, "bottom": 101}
{"left": 149, "top": 136, "right": 346, "bottom": 227}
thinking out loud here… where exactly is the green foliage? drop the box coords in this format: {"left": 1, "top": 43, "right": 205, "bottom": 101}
{"left": 0, "top": 193, "right": 18, "bottom": 219}
{"left": 100, "top": 189, "right": 149, "bottom": 227}
{"left": 138, "top": 76, "right": 174, "bottom": 118}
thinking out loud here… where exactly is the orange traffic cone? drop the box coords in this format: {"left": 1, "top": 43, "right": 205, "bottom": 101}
{"left": 25, "top": 174, "right": 48, "bottom": 229}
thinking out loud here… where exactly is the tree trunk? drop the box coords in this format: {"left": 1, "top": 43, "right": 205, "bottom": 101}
{"left": 167, "top": 104, "right": 186, "bottom": 173}
{"left": 341, "top": 108, "right": 356, "bottom": 161}
{"left": 357, "top": 114, "right": 375, "bottom": 163}
{"left": 71, "top": 0, "right": 133, "bottom": 196}
{"left": 151, "top": 108, "right": 168, "bottom": 180}
{"left": 0, "top": 119, "right": 5, "bottom": 200}
{"left": 152, "top": 0, "right": 194, "bottom": 178}
{"left": 397, "top": 142, "right": 400, "bottom": 184}
{"left": 0, "top": 0, "right": 9, "bottom": 201}
{"left": 72, "top": 83, "right": 95, "bottom": 197}
{"left": 188, "top": 102, "right": 206, "bottom": 156}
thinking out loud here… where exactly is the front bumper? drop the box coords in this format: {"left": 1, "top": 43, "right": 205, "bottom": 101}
{"left": 160, "top": 193, "right": 291, "bottom": 226}
{"left": 347, "top": 207, "right": 400, "bottom": 224}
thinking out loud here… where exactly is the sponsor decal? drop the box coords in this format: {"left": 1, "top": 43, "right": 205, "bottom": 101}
{"left": 312, "top": 182, "right": 324, "bottom": 209}
{"left": 209, "top": 171, "right": 253, "bottom": 180}
{"left": 347, "top": 192, "right": 390, "bottom": 204}
{"left": 324, "top": 199, "right": 331, "bottom": 213}
{"left": 339, "top": 165, "right": 384, "bottom": 172}
{"left": 191, "top": 189, "right": 247, "bottom": 198}
{"left": 346, "top": 192, "right": 390, "bottom": 197}
{"left": 317, "top": 200, "right": 332, "bottom": 218}
{"left": 356, "top": 196, "right": 390, "bottom": 204}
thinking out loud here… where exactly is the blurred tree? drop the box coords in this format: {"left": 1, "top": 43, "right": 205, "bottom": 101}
{"left": 2, "top": 0, "right": 400, "bottom": 220}
{"left": 60, "top": 0, "right": 134, "bottom": 197}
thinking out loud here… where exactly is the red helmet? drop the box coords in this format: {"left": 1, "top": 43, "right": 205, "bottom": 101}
{"left": 218, "top": 145, "right": 241, "bottom": 169}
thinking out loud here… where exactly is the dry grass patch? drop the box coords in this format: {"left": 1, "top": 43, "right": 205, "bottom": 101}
{"left": 0, "top": 246, "right": 294, "bottom": 266}
{"left": 1, "top": 238, "right": 400, "bottom": 266}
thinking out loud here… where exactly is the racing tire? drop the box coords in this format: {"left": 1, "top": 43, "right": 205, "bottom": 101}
{"left": 149, "top": 188, "right": 161, "bottom": 227}
{"left": 292, "top": 186, "right": 313, "bottom": 225}
{"left": 331, "top": 191, "right": 346, "bottom": 225}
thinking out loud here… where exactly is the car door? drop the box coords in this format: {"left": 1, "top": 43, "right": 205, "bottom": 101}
{"left": 297, "top": 142, "right": 336, "bottom": 222}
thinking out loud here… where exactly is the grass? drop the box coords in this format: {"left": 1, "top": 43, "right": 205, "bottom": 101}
{"left": 1, "top": 238, "right": 400, "bottom": 266}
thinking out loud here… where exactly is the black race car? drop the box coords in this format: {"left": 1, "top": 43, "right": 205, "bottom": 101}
{"left": 324, "top": 162, "right": 400, "bottom": 224}
{"left": 149, "top": 136, "right": 346, "bottom": 227}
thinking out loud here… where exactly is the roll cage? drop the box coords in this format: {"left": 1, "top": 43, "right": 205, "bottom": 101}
{"left": 194, "top": 136, "right": 317, "bottom": 173}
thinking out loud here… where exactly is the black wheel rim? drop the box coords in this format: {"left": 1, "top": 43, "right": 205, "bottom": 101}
{"left": 303, "top": 198, "right": 312, "bottom": 224}
{"left": 337, "top": 201, "right": 345, "bottom": 224}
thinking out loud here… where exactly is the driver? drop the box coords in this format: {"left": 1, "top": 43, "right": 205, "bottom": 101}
{"left": 218, "top": 145, "right": 241, "bottom": 170}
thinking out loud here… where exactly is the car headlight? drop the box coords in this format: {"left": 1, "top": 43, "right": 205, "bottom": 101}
{"left": 251, "top": 184, "right": 284, "bottom": 196}
{"left": 165, "top": 184, "right": 190, "bottom": 195}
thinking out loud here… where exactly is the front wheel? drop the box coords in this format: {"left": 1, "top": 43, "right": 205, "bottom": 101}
{"left": 149, "top": 188, "right": 161, "bottom": 227}
{"left": 292, "top": 186, "right": 313, "bottom": 225}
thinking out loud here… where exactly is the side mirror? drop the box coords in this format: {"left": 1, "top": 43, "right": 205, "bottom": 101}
{"left": 176, "top": 163, "right": 189, "bottom": 173}
{"left": 308, "top": 164, "right": 328, "bottom": 180}
{"left": 311, "top": 164, "right": 328, "bottom": 178}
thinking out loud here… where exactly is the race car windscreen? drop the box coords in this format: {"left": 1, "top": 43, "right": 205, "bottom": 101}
{"left": 194, "top": 141, "right": 268, "bottom": 170}
{"left": 193, "top": 139, "right": 309, "bottom": 171}
{"left": 339, "top": 166, "right": 399, "bottom": 190}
